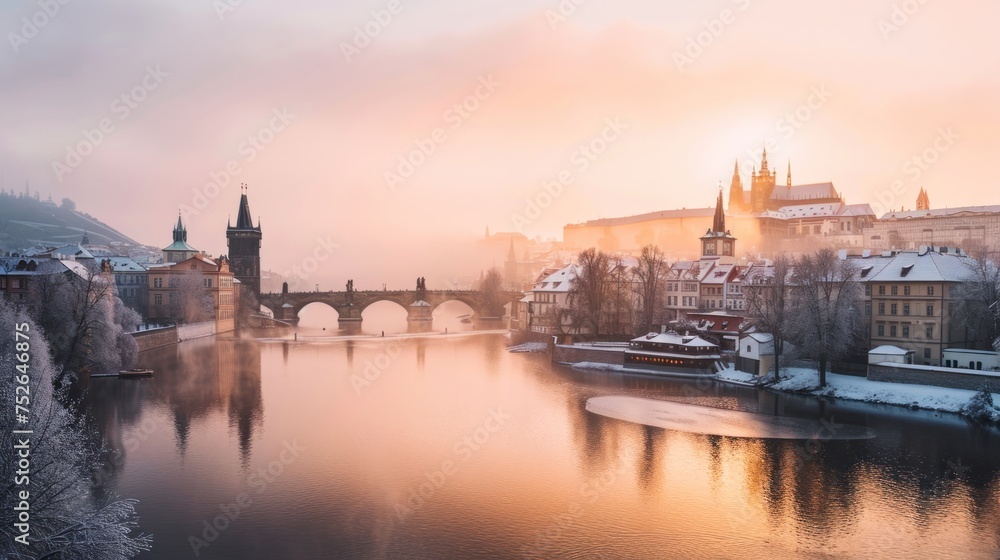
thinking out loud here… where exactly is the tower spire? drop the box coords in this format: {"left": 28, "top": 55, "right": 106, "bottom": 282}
{"left": 713, "top": 186, "right": 726, "bottom": 233}
{"left": 760, "top": 146, "right": 769, "bottom": 174}
{"left": 786, "top": 160, "right": 792, "bottom": 188}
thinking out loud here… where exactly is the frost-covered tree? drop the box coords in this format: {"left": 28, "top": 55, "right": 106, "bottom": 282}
{"left": 952, "top": 250, "right": 1000, "bottom": 351}
{"left": 568, "top": 248, "right": 612, "bottom": 339}
{"left": 28, "top": 264, "right": 140, "bottom": 383}
{"left": 477, "top": 267, "right": 506, "bottom": 318}
{"left": 168, "top": 269, "right": 214, "bottom": 324}
{"left": 0, "top": 301, "right": 152, "bottom": 558}
{"left": 789, "top": 249, "right": 863, "bottom": 388}
{"left": 744, "top": 255, "right": 793, "bottom": 382}
{"left": 632, "top": 244, "right": 669, "bottom": 334}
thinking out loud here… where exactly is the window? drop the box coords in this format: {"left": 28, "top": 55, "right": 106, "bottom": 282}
{"left": 903, "top": 304, "right": 910, "bottom": 316}
{"left": 904, "top": 286, "right": 910, "bottom": 296}
{"left": 747, "top": 345, "right": 752, "bottom": 353}
{"left": 878, "top": 302, "right": 885, "bottom": 314}
{"left": 891, "top": 303, "right": 897, "bottom": 315}
{"left": 927, "top": 286, "right": 935, "bottom": 295}
{"left": 878, "top": 286, "right": 885, "bottom": 295}
{"left": 891, "top": 286, "right": 898, "bottom": 295}
{"left": 926, "top": 305, "right": 933, "bottom": 316}
{"left": 0, "top": 279, "right": 5, "bottom": 289}
{"left": 153, "top": 278, "right": 162, "bottom": 288}
{"left": 865, "top": 285, "right": 871, "bottom": 296}
{"left": 154, "top": 294, "right": 162, "bottom": 305}
{"left": 925, "top": 324, "right": 933, "bottom": 339}
{"left": 877, "top": 324, "right": 884, "bottom": 336}
{"left": 902, "top": 325, "right": 909, "bottom": 338}
{"left": 865, "top": 303, "right": 871, "bottom": 316}
{"left": 890, "top": 325, "right": 897, "bottom": 337}
{"left": 924, "top": 348, "right": 931, "bottom": 359}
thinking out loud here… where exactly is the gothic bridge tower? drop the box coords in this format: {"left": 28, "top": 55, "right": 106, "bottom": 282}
{"left": 226, "top": 184, "right": 263, "bottom": 296}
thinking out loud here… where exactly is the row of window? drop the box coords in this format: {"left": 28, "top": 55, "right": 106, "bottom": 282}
{"left": 875, "top": 322, "right": 934, "bottom": 339}
{"left": 877, "top": 285, "right": 935, "bottom": 296}
{"left": 0, "top": 278, "right": 24, "bottom": 290}
{"left": 876, "top": 303, "right": 934, "bottom": 316}
{"left": 115, "top": 274, "right": 147, "bottom": 285}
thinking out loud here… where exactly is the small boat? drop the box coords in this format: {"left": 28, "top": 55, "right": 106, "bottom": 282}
{"left": 118, "top": 368, "right": 153, "bottom": 378}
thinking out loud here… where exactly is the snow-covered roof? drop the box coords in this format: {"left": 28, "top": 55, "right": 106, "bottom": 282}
{"left": 769, "top": 182, "right": 839, "bottom": 201}
{"left": 742, "top": 333, "right": 773, "bottom": 343}
{"left": 104, "top": 256, "right": 147, "bottom": 272}
{"left": 866, "top": 250, "right": 973, "bottom": 283}
{"left": 631, "top": 332, "right": 717, "bottom": 348}
{"left": 699, "top": 262, "right": 737, "bottom": 284}
{"left": 532, "top": 263, "right": 579, "bottom": 293}
{"left": 869, "top": 345, "right": 913, "bottom": 355}
{"left": 879, "top": 204, "right": 1000, "bottom": 221}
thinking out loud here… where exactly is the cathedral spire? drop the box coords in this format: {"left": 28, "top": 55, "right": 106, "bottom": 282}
{"left": 713, "top": 187, "right": 726, "bottom": 233}
{"left": 760, "top": 146, "right": 769, "bottom": 174}
{"left": 786, "top": 161, "right": 792, "bottom": 188}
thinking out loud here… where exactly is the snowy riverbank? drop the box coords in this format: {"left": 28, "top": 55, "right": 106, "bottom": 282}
{"left": 716, "top": 366, "right": 1000, "bottom": 422}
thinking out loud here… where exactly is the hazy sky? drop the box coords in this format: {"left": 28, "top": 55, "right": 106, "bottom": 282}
{"left": 3, "top": 0, "right": 999, "bottom": 287}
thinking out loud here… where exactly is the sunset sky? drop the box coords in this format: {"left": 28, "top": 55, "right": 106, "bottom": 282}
{"left": 3, "top": 0, "right": 999, "bottom": 287}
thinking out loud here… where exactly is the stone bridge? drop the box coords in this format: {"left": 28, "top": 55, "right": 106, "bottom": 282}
{"left": 258, "top": 289, "right": 518, "bottom": 326}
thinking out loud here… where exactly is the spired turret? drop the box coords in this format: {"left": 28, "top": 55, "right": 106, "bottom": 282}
{"left": 226, "top": 184, "right": 263, "bottom": 295}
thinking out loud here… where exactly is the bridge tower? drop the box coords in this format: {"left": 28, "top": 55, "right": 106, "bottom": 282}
{"left": 226, "top": 185, "right": 263, "bottom": 296}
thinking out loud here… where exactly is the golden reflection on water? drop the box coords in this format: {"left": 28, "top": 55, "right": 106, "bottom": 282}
{"left": 82, "top": 332, "right": 1000, "bottom": 559}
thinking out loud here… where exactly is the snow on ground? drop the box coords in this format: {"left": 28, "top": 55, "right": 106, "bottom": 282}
{"left": 716, "top": 365, "right": 1000, "bottom": 420}
{"left": 506, "top": 342, "right": 549, "bottom": 353}
{"left": 570, "top": 361, "right": 624, "bottom": 372}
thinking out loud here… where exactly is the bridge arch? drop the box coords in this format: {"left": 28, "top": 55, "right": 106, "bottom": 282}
{"left": 297, "top": 301, "right": 340, "bottom": 328}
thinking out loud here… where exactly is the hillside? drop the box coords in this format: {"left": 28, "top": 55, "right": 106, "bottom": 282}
{"left": 0, "top": 191, "right": 142, "bottom": 251}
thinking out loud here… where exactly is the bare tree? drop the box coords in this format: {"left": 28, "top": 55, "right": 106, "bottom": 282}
{"left": 952, "top": 249, "right": 1000, "bottom": 351}
{"left": 744, "top": 255, "right": 792, "bottom": 382}
{"left": 0, "top": 301, "right": 152, "bottom": 558}
{"left": 168, "top": 270, "right": 215, "bottom": 324}
{"left": 632, "top": 244, "right": 669, "bottom": 334}
{"left": 568, "top": 248, "right": 611, "bottom": 339}
{"left": 28, "top": 265, "right": 140, "bottom": 383}
{"left": 789, "top": 249, "right": 863, "bottom": 387}
{"left": 478, "top": 267, "right": 506, "bottom": 318}
{"left": 605, "top": 255, "right": 636, "bottom": 337}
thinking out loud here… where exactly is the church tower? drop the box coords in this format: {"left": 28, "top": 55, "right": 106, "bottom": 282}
{"left": 163, "top": 213, "right": 199, "bottom": 263}
{"left": 750, "top": 147, "right": 776, "bottom": 213}
{"left": 916, "top": 188, "right": 930, "bottom": 211}
{"left": 226, "top": 185, "right": 263, "bottom": 296}
{"left": 727, "top": 159, "right": 745, "bottom": 213}
{"left": 701, "top": 189, "right": 737, "bottom": 261}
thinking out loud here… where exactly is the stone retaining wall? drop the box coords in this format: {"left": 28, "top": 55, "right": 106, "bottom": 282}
{"left": 132, "top": 326, "right": 178, "bottom": 352}
{"left": 552, "top": 344, "right": 625, "bottom": 366}
{"left": 868, "top": 363, "right": 1000, "bottom": 392}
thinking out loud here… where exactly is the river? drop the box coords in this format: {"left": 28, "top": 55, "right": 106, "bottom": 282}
{"left": 83, "top": 326, "right": 1000, "bottom": 559}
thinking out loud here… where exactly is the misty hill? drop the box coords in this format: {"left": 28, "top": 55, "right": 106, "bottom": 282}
{"left": 0, "top": 191, "right": 141, "bottom": 252}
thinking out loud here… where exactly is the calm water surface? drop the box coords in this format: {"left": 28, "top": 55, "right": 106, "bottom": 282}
{"left": 84, "top": 327, "right": 1000, "bottom": 559}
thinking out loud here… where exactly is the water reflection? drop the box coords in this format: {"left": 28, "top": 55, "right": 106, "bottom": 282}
{"left": 81, "top": 333, "right": 1000, "bottom": 559}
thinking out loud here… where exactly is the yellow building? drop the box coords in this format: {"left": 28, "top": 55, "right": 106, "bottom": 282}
{"left": 147, "top": 254, "right": 236, "bottom": 333}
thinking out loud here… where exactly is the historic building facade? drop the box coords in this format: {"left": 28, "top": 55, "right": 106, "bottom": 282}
{"left": 226, "top": 186, "right": 263, "bottom": 296}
